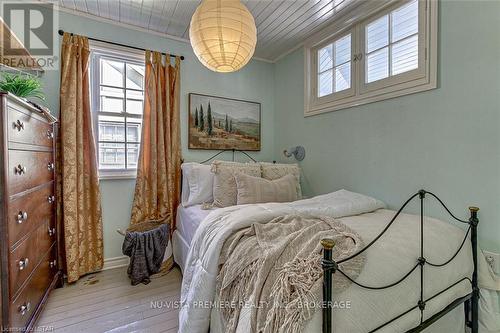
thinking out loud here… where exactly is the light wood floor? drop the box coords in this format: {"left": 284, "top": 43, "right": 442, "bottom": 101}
{"left": 37, "top": 266, "right": 182, "bottom": 333}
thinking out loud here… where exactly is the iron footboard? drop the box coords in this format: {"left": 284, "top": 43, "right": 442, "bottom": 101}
{"left": 321, "top": 190, "right": 479, "bottom": 333}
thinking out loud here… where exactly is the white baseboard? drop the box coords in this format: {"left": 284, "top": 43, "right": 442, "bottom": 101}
{"left": 103, "top": 256, "right": 129, "bottom": 271}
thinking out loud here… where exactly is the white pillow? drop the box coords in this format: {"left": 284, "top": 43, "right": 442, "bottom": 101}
{"left": 181, "top": 163, "right": 214, "bottom": 207}
{"left": 235, "top": 173, "right": 298, "bottom": 205}
{"left": 260, "top": 162, "right": 302, "bottom": 199}
{"left": 181, "top": 163, "right": 194, "bottom": 205}
{"left": 211, "top": 160, "right": 261, "bottom": 207}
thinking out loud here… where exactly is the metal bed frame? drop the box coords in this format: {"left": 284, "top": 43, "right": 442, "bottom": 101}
{"left": 196, "top": 148, "right": 258, "bottom": 164}
{"left": 183, "top": 152, "right": 478, "bottom": 331}
{"left": 320, "top": 189, "right": 479, "bottom": 333}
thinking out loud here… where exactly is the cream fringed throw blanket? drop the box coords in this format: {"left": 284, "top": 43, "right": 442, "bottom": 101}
{"left": 217, "top": 215, "right": 365, "bottom": 333}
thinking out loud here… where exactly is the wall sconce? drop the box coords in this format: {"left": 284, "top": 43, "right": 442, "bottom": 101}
{"left": 283, "top": 146, "right": 305, "bottom": 161}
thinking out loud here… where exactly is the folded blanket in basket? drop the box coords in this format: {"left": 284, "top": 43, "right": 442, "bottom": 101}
{"left": 122, "top": 223, "right": 169, "bottom": 285}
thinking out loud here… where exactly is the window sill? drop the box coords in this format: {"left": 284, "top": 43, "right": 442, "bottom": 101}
{"left": 305, "top": 79, "right": 436, "bottom": 117}
{"left": 99, "top": 172, "right": 137, "bottom": 180}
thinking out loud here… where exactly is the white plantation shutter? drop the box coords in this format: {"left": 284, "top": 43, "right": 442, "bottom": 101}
{"left": 334, "top": 35, "right": 351, "bottom": 92}
{"left": 391, "top": 1, "right": 419, "bottom": 75}
{"left": 365, "top": 0, "right": 419, "bottom": 83}
{"left": 392, "top": 35, "right": 418, "bottom": 75}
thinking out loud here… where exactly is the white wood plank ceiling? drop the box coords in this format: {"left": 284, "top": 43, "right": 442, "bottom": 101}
{"left": 55, "top": 0, "right": 359, "bottom": 62}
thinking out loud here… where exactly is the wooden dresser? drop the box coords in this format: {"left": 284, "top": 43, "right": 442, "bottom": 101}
{"left": 0, "top": 92, "right": 61, "bottom": 330}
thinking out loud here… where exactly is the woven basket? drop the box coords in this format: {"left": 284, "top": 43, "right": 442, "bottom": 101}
{"left": 125, "top": 218, "right": 168, "bottom": 233}
{"left": 126, "top": 215, "right": 174, "bottom": 277}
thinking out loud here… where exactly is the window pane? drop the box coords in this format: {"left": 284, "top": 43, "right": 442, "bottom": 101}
{"left": 367, "top": 47, "right": 389, "bottom": 83}
{"left": 127, "top": 144, "right": 140, "bottom": 169}
{"left": 98, "top": 115, "right": 125, "bottom": 141}
{"left": 318, "top": 44, "right": 333, "bottom": 73}
{"left": 334, "top": 62, "right": 351, "bottom": 92}
{"left": 391, "top": 35, "right": 418, "bottom": 75}
{"left": 100, "top": 86, "right": 124, "bottom": 113}
{"left": 101, "top": 59, "right": 124, "bottom": 87}
{"left": 99, "top": 143, "right": 125, "bottom": 170}
{"left": 391, "top": 0, "right": 418, "bottom": 42}
{"left": 366, "top": 15, "right": 389, "bottom": 53}
{"left": 318, "top": 70, "right": 333, "bottom": 97}
{"left": 126, "top": 64, "right": 145, "bottom": 90}
{"left": 127, "top": 118, "right": 142, "bottom": 142}
{"left": 126, "top": 99, "right": 143, "bottom": 115}
{"left": 126, "top": 89, "right": 144, "bottom": 115}
{"left": 334, "top": 34, "right": 351, "bottom": 66}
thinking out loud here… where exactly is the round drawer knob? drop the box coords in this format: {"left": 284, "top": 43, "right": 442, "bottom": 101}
{"left": 49, "top": 259, "right": 57, "bottom": 268}
{"left": 48, "top": 227, "right": 56, "bottom": 237}
{"left": 16, "top": 211, "right": 28, "bottom": 224}
{"left": 46, "top": 130, "right": 54, "bottom": 139}
{"left": 47, "top": 162, "right": 55, "bottom": 171}
{"left": 48, "top": 195, "right": 56, "bottom": 204}
{"left": 19, "top": 302, "right": 30, "bottom": 316}
{"left": 18, "top": 258, "right": 29, "bottom": 271}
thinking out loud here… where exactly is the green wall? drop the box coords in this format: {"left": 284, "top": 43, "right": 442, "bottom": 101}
{"left": 273, "top": 0, "right": 500, "bottom": 252}
{"left": 41, "top": 11, "right": 276, "bottom": 259}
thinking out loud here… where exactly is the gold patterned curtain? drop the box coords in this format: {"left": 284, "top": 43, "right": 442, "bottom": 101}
{"left": 130, "top": 51, "right": 182, "bottom": 230}
{"left": 57, "top": 33, "right": 104, "bottom": 283}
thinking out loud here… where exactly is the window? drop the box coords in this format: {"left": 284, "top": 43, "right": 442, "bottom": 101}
{"left": 365, "top": 1, "right": 419, "bottom": 83}
{"left": 318, "top": 34, "right": 352, "bottom": 97}
{"left": 90, "top": 44, "right": 145, "bottom": 178}
{"left": 305, "top": 0, "right": 437, "bottom": 116}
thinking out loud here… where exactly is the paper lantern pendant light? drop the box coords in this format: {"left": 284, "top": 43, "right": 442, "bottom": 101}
{"left": 189, "top": 0, "right": 257, "bottom": 73}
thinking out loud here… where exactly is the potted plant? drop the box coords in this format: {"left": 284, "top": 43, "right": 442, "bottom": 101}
{"left": 0, "top": 73, "right": 45, "bottom": 102}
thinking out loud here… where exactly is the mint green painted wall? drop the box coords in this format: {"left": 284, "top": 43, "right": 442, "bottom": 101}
{"left": 41, "top": 12, "right": 275, "bottom": 259}
{"left": 273, "top": 0, "right": 500, "bottom": 252}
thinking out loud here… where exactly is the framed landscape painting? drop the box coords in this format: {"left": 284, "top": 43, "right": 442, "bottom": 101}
{"left": 188, "top": 93, "right": 261, "bottom": 151}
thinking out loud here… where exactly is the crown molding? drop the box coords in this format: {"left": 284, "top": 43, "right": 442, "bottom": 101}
{"left": 45, "top": 1, "right": 191, "bottom": 44}
{"left": 271, "top": 43, "right": 305, "bottom": 63}
{"left": 252, "top": 56, "right": 275, "bottom": 64}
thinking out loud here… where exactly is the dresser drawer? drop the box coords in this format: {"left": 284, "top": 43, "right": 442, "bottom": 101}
{"left": 7, "top": 150, "right": 54, "bottom": 195}
{"left": 38, "top": 220, "right": 56, "bottom": 261}
{"left": 8, "top": 184, "right": 55, "bottom": 247}
{"left": 9, "top": 221, "right": 55, "bottom": 298}
{"left": 10, "top": 246, "right": 56, "bottom": 330}
{"left": 7, "top": 106, "right": 54, "bottom": 148}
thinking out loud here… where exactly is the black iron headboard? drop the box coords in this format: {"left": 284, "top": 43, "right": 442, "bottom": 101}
{"left": 182, "top": 149, "right": 265, "bottom": 165}
{"left": 198, "top": 149, "right": 258, "bottom": 164}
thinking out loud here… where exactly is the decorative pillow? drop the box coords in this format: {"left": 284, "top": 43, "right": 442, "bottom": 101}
{"left": 235, "top": 173, "right": 298, "bottom": 205}
{"left": 181, "top": 163, "right": 194, "bottom": 206}
{"left": 211, "top": 161, "right": 261, "bottom": 207}
{"left": 260, "top": 162, "right": 302, "bottom": 199}
{"left": 181, "top": 163, "right": 214, "bottom": 207}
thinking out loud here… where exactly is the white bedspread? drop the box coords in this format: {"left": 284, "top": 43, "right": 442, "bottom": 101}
{"left": 179, "top": 190, "right": 473, "bottom": 333}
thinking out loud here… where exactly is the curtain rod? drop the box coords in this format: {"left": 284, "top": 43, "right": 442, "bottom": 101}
{"left": 57, "top": 30, "right": 185, "bottom": 60}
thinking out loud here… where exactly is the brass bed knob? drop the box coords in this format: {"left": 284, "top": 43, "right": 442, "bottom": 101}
{"left": 321, "top": 239, "right": 336, "bottom": 250}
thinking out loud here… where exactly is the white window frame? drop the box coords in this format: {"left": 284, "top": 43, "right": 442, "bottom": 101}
{"left": 304, "top": 0, "right": 437, "bottom": 116}
{"left": 89, "top": 41, "right": 145, "bottom": 179}
{"left": 311, "top": 29, "right": 356, "bottom": 108}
